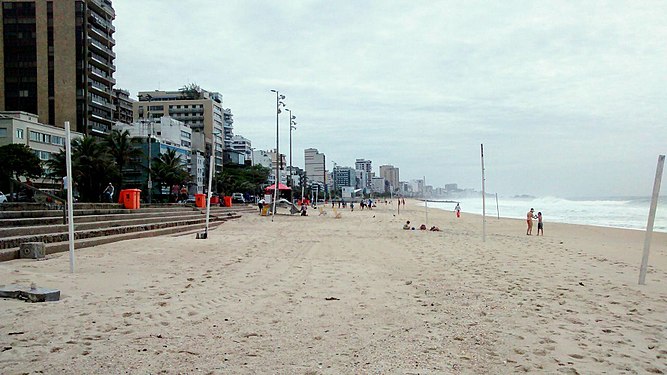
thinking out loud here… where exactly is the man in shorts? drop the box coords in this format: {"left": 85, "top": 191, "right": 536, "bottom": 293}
{"left": 537, "top": 211, "right": 543, "bottom": 236}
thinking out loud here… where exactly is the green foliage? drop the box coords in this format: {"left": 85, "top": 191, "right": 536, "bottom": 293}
{"left": 151, "top": 149, "right": 189, "bottom": 200}
{"left": 46, "top": 135, "right": 118, "bottom": 202}
{"left": 215, "top": 164, "right": 270, "bottom": 196}
{"left": 179, "top": 83, "right": 202, "bottom": 100}
{"left": 0, "top": 144, "right": 43, "bottom": 181}
{"left": 105, "top": 129, "right": 143, "bottom": 189}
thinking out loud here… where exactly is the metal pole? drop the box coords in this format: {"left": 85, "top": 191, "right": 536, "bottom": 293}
{"left": 204, "top": 135, "right": 214, "bottom": 238}
{"left": 496, "top": 193, "right": 500, "bottom": 219}
{"left": 639, "top": 154, "right": 665, "bottom": 285}
{"left": 271, "top": 91, "right": 280, "bottom": 222}
{"left": 289, "top": 109, "right": 294, "bottom": 204}
{"left": 481, "top": 144, "right": 486, "bottom": 242}
{"left": 64, "top": 121, "right": 75, "bottom": 273}
{"left": 424, "top": 176, "right": 428, "bottom": 225}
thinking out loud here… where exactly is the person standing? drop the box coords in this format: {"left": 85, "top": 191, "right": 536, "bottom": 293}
{"left": 103, "top": 183, "right": 114, "bottom": 203}
{"left": 537, "top": 211, "right": 544, "bottom": 236}
{"left": 455, "top": 203, "right": 461, "bottom": 218}
{"left": 526, "top": 208, "right": 536, "bottom": 235}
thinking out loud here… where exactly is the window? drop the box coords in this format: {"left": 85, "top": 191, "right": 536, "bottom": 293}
{"left": 16, "top": 128, "right": 24, "bottom": 139}
{"left": 29, "top": 131, "right": 39, "bottom": 141}
{"left": 0, "top": 128, "right": 7, "bottom": 137}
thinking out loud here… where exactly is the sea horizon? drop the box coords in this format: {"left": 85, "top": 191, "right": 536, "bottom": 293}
{"left": 423, "top": 195, "right": 667, "bottom": 233}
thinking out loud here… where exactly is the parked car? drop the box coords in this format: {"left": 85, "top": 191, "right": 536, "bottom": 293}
{"left": 0, "top": 191, "right": 7, "bottom": 203}
{"left": 231, "top": 193, "right": 245, "bottom": 203}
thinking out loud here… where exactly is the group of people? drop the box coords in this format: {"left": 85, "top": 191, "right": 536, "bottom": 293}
{"left": 402, "top": 220, "right": 440, "bottom": 232}
{"left": 526, "top": 208, "right": 544, "bottom": 235}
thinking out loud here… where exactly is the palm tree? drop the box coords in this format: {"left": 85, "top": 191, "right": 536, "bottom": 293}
{"left": 151, "top": 149, "right": 189, "bottom": 202}
{"left": 46, "top": 135, "right": 118, "bottom": 202}
{"left": 105, "top": 129, "right": 143, "bottom": 189}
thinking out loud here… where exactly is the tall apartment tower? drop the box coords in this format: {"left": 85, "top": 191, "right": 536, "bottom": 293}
{"left": 0, "top": 0, "right": 116, "bottom": 134}
{"left": 379, "top": 164, "right": 400, "bottom": 191}
{"left": 304, "top": 147, "right": 326, "bottom": 184}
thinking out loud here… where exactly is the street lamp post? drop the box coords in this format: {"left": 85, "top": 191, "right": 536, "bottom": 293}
{"left": 270, "top": 90, "right": 285, "bottom": 221}
{"left": 285, "top": 108, "right": 296, "bottom": 203}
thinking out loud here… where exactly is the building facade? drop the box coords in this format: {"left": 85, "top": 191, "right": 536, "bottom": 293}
{"left": 0, "top": 111, "right": 83, "bottom": 180}
{"left": 230, "top": 134, "right": 251, "bottom": 164}
{"left": 0, "top": 0, "right": 117, "bottom": 134}
{"left": 379, "top": 164, "right": 400, "bottom": 191}
{"left": 134, "top": 89, "right": 228, "bottom": 172}
{"left": 371, "top": 176, "right": 386, "bottom": 194}
{"left": 304, "top": 147, "right": 325, "bottom": 184}
{"left": 333, "top": 166, "right": 356, "bottom": 189}
{"left": 112, "top": 88, "right": 133, "bottom": 124}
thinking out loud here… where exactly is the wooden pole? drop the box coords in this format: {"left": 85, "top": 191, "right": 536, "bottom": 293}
{"left": 64, "top": 121, "right": 75, "bottom": 273}
{"left": 639, "top": 154, "right": 665, "bottom": 285}
{"left": 481, "top": 144, "right": 486, "bottom": 242}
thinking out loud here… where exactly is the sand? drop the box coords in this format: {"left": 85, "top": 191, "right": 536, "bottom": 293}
{"left": 0, "top": 200, "right": 665, "bottom": 374}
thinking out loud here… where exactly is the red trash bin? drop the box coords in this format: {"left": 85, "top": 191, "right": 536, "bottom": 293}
{"left": 223, "top": 196, "right": 232, "bottom": 207}
{"left": 210, "top": 196, "right": 219, "bottom": 205}
{"left": 120, "top": 189, "right": 141, "bottom": 209}
{"left": 195, "top": 193, "right": 206, "bottom": 208}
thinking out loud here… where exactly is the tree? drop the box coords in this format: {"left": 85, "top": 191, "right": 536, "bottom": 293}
{"left": 179, "top": 83, "right": 202, "bottom": 100}
{"left": 0, "top": 144, "right": 43, "bottom": 198}
{"left": 215, "top": 164, "right": 270, "bottom": 197}
{"left": 46, "top": 135, "right": 118, "bottom": 202}
{"left": 151, "top": 149, "right": 189, "bottom": 202}
{"left": 105, "top": 129, "right": 143, "bottom": 189}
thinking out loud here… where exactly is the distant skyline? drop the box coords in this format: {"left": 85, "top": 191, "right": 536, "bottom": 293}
{"left": 113, "top": 1, "right": 666, "bottom": 198}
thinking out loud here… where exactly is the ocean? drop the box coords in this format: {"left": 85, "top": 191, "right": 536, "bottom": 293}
{"left": 424, "top": 196, "right": 667, "bottom": 233}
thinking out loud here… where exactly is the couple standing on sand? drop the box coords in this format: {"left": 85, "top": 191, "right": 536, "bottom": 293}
{"left": 526, "top": 208, "right": 543, "bottom": 236}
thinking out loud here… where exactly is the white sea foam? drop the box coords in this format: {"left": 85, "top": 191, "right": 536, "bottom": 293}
{"left": 425, "top": 196, "right": 667, "bottom": 232}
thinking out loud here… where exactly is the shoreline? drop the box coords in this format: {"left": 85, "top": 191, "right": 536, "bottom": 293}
{"left": 0, "top": 199, "right": 665, "bottom": 373}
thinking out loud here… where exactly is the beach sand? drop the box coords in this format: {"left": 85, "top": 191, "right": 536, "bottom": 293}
{"left": 1, "top": 200, "right": 665, "bottom": 374}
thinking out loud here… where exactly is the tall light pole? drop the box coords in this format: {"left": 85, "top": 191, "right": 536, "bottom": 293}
{"left": 332, "top": 161, "right": 337, "bottom": 200}
{"left": 270, "top": 90, "right": 285, "bottom": 221}
{"left": 143, "top": 94, "right": 154, "bottom": 204}
{"left": 285, "top": 108, "right": 296, "bottom": 203}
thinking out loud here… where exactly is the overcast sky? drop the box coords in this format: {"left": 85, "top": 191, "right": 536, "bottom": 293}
{"left": 113, "top": 0, "right": 666, "bottom": 198}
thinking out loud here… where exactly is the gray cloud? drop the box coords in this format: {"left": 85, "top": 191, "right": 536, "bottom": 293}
{"left": 113, "top": 0, "right": 667, "bottom": 197}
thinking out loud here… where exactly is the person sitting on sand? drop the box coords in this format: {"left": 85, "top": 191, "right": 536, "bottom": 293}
{"left": 403, "top": 220, "right": 411, "bottom": 230}
{"left": 429, "top": 226, "right": 441, "bottom": 231}
{"left": 300, "top": 204, "right": 308, "bottom": 216}
{"left": 419, "top": 224, "right": 427, "bottom": 230}
{"left": 526, "top": 208, "right": 536, "bottom": 235}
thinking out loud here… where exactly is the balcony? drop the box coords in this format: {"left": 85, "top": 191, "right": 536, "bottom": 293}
{"left": 88, "top": 24, "right": 115, "bottom": 45}
{"left": 88, "top": 37, "right": 115, "bottom": 58}
{"left": 88, "top": 80, "right": 111, "bottom": 96}
{"left": 88, "top": 66, "right": 116, "bottom": 85}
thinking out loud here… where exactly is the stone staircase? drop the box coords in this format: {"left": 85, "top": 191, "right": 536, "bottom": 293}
{"left": 0, "top": 203, "right": 257, "bottom": 262}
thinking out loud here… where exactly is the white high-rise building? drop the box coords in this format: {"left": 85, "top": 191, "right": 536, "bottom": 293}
{"left": 304, "top": 148, "right": 326, "bottom": 184}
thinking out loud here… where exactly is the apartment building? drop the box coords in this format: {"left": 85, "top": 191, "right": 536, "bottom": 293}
{"left": 112, "top": 88, "right": 133, "bottom": 124}
{"left": 304, "top": 147, "right": 325, "bottom": 184}
{"left": 230, "top": 134, "right": 251, "bottom": 164}
{"left": 379, "top": 164, "right": 400, "bottom": 191}
{"left": 0, "top": 0, "right": 116, "bottom": 134}
{"left": 0, "top": 111, "right": 83, "bottom": 179}
{"left": 133, "top": 89, "right": 229, "bottom": 172}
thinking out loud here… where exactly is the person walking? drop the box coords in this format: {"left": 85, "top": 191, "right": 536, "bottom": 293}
{"left": 455, "top": 203, "right": 461, "bottom": 218}
{"left": 103, "top": 183, "right": 114, "bottom": 203}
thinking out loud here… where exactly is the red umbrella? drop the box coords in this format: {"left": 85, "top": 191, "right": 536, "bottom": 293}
{"left": 264, "top": 183, "right": 291, "bottom": 192}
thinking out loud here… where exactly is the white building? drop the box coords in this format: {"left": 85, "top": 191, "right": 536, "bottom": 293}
{"left": 304, "top": 148, "right": 326, "bottom": 184}
{"left": 231, "top": 135, "right": 252, "bottom": 163}
{"left": 379, "top": 165, "right": 400, "bottom": 191}
{"left": 252, "top": 149, "right": 272, "bottom": 168}
{"left": 0, "top": 111, "right": 83, "bottom": 182}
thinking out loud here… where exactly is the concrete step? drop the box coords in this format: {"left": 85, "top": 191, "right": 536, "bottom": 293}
{"left": 0, "top": 213, "right": 208, "bottom": 237}
{"left": 0, "top": 220, "right": 228, "bottom": 262}
{"left": 0, "top": 206, "right": 199, "bottom": 222}
{"left": 0, "top": 215, "right": 235, "bottom": 250}
{"left": 0, "top": 209, "right": 203, "bottom": 228}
